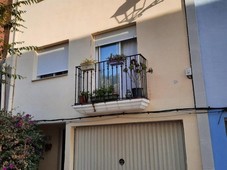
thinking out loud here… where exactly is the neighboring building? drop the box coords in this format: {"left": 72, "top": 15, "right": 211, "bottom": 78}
{"left": 186, "top": 0, "right": 227, "bottom": 170}
{"left": 6, "top": 0, "right": 214, "bottom": 169}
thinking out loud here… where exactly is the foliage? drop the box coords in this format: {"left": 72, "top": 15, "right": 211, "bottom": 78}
{"left": 0, "top": 0, "right": 44, "bottom": 32}
{"left": 0, "top": 64, "right": 24, "bottom": 84}
{"left": 91, "top": 85, "right": 119, "bottom": 102}
{"left": 0, "top": 0, "right": 43, "bottom": 59}
{"left": 92, "top": 85, "right": 114, "bottom": 97}
{"left": 0, "top": 2, "right": 46, "bottom": 170}
{"left": 108, "top": 54, "right": 126, "bottom": 63}
{"left": 0, "top": 111, "right": 46, "bottom": 170}
{"left": 80, "top": 91, "right": 89, "bottom": 97}
{"left": 123, "top": 58, "right": 153, "bottom": 87}
{"left": 0, "top": 0, "right": 43, "bottom": 83}
{"left": 80, "top": 57, "right": 96, "bottom": 66}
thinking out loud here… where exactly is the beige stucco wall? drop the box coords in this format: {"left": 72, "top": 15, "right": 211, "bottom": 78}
{"left": 9, "top": 0, "right": 203, "bottom": 169}
{"left": 11, "top": 0, "right": 193, "bottom": 120}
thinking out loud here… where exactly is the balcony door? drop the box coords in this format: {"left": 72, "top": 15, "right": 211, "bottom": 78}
{"left": 97, "top": 38, "right": 137, "bottom": 97}
{"left": 99, "top": 38, "right": 137, "bottom": 61}
{"left": 98, "top": 42, "right": 119, "bottom": 93}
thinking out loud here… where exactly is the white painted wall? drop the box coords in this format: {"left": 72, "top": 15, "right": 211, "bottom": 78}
{"left": 11, "top": 0, "right": 194, "bottom": 120}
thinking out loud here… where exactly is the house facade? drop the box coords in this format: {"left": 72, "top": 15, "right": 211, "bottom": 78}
{"left": 186, "top": 0, "right": 227, "bottom": 169}
{"left": 5, "top": 0, "right": 215, "bottom": 169}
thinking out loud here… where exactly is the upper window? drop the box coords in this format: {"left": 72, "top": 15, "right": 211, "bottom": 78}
{"left": 95, "top": 25, "right": 137, "bottom": 61}
{"left": 94, "top": 25, "right": 137, "bottom": 95}
{"left": 37, "top": 42, "right": 68, "bottom": 79}
{"left": 98, "top": 38, "right": 137, "bottom": 62}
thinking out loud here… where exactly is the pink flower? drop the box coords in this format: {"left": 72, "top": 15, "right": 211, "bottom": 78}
{"left": 9, "top": 163, "right": 14, "bottom": 169}
{"left": 16, "top": 120, "right": 23, "bottom": 128}
{"left": 25, "top": 114, "right": 30, "bottom": 119}
{"left": 29, "top": 120, "right": 34, "bottom": 125}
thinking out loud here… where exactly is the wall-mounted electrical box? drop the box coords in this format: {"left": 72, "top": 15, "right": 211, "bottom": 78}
{"left": 185, "top": 67, "right": 192, "bottom": 79}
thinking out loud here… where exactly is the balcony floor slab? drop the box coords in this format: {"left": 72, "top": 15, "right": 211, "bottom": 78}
{"left": 73, "top": 98, "right": 150, "bottom": 115}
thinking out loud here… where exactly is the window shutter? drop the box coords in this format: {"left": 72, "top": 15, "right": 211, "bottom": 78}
{"left": 95, "top": 26, "right": 136, "bottom": 47}
{"left": 37, "top": 44, "right": 68, "bottom": 76}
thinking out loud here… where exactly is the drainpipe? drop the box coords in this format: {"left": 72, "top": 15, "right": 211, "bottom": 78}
{"left": 9, "top": 0, "right": 18, "bottom": 112}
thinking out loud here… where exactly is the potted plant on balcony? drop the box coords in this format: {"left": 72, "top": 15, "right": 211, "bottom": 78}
{"left": 105, "top": 85, "right": 119, "bottom": 101}
{"left": 79, "top": 91, "right": 89, "bottom": 104}
{"left": 91, "top": 87, "right": 106, "bottom": 103}
{"left": 91, "top": 85, "right": 119, "bottom": 103}
{"left": 123, "top": 59, "right": 153, "bottom": 98}
{"left": 108, "top": 54, "right": 126, "bottom": 65}
{"left": 80, "top": 57, "right": 96, "bottom": 71}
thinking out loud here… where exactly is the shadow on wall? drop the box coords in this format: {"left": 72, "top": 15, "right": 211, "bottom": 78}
{"left": 111, "top": 0, "right": 164, "bottom": 23}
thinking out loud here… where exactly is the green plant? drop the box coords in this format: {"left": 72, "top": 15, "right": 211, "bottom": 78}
{"left": 80, "top": 57, "right": 96, "bottom": 66}
{"left": 106, "top": 85, "right": 114, "bottom": 94}
{"left": 91, "top": 85, "right": 117, "bottom": 100}
{"left": 0, "top": 111, "right": 46, "bottom": 170}
{"left": 0, "top": 0, "right": 43, "bottom": 111}
{"left": 80, "top": 91, "right": 89, "bottom": 96}
{"left": 92, "top": 87, "right": 107, "bottom": 97}
{"left": 123, "top": 59, "right": 153, "bottom": 88}
{"left": 0, "top": 0, "right": 43, "bottom": 59}
{"left": 0, "top": 2, "right": 46, "bottom": 169}
{"left": 108, "top": 54, "right": 126, "bottom": 63}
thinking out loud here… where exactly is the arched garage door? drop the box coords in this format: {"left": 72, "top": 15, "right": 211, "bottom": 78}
{"left": 74, "top": 121, "right": 186, "bottom": 170}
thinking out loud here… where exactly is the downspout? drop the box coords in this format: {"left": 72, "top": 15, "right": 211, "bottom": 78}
{"left": 9, "top": 0, "right": 18, "bottom": 112}
{"left": 0, "top": 0, "right": 13, "bottom": 110}
{"left": 183, "top": 0, "right": 196, "bottom": 108}
{"left": 4, "top": 0, "right": 18, "bottom": 111}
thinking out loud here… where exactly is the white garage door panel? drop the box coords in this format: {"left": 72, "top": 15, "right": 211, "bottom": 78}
{"left": 74, "top": 121, "right": 186, "bottom": 170}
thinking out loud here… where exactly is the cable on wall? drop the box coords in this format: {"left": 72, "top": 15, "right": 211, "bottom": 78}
{"left": 36, "top": 107, "right": 227, "bottom": 124}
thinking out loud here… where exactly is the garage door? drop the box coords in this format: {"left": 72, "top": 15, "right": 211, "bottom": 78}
{"left": 74, "top": 121, "right": 186, "bottom": 170}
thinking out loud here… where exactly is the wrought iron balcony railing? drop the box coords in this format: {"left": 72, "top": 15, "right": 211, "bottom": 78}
{"left": 75, "top": 54, "right": 149, "bottom": 105}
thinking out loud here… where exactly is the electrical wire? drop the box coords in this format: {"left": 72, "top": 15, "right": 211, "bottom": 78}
{"left": 36, "top": 107, "right": 227, "bottom": 123}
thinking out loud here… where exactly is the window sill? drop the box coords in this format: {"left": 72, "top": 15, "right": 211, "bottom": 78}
{"left": 32, "top": 72, "right": 68, "bottom": 82}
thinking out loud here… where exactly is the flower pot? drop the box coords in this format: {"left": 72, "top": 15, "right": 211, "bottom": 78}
{"left": 105, "top": 94, "right": 119, "bottom": 101}
{"left": 80, "top": 64, "right": 95, "bottom": 71}
{"left": 91, "top": 96, "right": 105, "bottom": 103}
{"left": 91, "top": 94, "right": 119, "bottom": 103}
{"left": 132, "top": 88, "right": 144, "bottom": 98}
{"left": 79, "top": 95, "right": 88, "bottom": 104}
{"left": 108, "top": 60, "right": 124, "bottom": 66}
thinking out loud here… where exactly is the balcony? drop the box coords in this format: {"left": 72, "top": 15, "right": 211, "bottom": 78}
{"left": 73, "top": 54, "right": 150, "bottom": 114}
